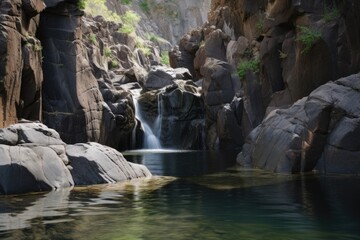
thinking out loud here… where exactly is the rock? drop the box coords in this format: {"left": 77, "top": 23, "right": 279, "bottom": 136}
{"left": 0, "top": 123, "right": 151, "bottom": 194}
{"left": 137, "top": 80, "right": 205, "bottom": 149}
{"left": 0, "top": 0, "right": 44, "bottom": 128}
{"left": 39, "top": 3, "right": 104, "bottom": 144}
{"left": 67, "top": 142, "right": 151, "bottom": 186}
{"left": 237, "top": 73, "right": 360, "bottom": 174}
{"left": 144, "top": 66, "right": 192, "bottom": 90}
{"left": 0, "top": 123, "right": 73, "bottom": 194}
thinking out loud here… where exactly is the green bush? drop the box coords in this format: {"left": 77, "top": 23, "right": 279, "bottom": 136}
{"left": 109, "top": 59, "right": 119, "bottom": 69}
{"left": 85, "top": 0, "right": 121, "bottom": 23}
{"left": 121, "top": 0, "right": 133, "bottom": 5}
{"left": 119, "top": 10, "right": 141, "bottom": 34}
{"left": 89, "top": 33, "right": 97, "bottom": 44}
{"left": 104, "top": 47, "right": 111, "bottom": 57}
{"left": 296, "top": 26, "right": 322, "bottom": 54}
{"left": 237, "top": 58, "right": 260, "bottom": 79}
{"left": 160, "top": 53, "right": 169, "bottom": 65}
{"left": 323, "top": 7, "right": 340, "bottom": 22}
{"left": 77, "top": 0, "right": 87, "bottom": 10}
{"left": 139, "top": 0, "right": 150, "bottom": 14}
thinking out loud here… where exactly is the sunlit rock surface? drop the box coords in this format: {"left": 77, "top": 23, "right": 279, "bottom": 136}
{"left": 0, "top": 123, "right": 151, "bottom": 194}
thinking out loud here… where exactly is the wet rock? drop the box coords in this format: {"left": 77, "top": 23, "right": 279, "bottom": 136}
{"left": 238, "top": 73, "right": 360, "bottom": 174}
{"left": 138, "top": 80, "right": 204, "bottom": 149}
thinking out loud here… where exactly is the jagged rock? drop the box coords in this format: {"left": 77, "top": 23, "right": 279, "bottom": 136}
{"left": 138, "top": 80, "right": 204, "bottom": 149}
{"left": 237, "top": 73, "right": 360, "bottom": 174}
{"left": 0, "top": 0, "right": 44, "bottom": 128}
{"left": 0, "top": 123, "right": 151, "bottom": 194}
{"left": 144, "top": 66, "right": 192, "bottom": 90}
{"left": 216, "top": 97, "right": 244, "bottom": 150}
{"left": 67, "top": 142, "right": 151, "bottom": 186}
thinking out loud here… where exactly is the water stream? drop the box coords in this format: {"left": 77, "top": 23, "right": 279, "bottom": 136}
{"left": 133, "top": 97, "right": 162, "bottom": 149}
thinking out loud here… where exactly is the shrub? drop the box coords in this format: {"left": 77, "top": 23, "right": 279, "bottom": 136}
{"left": 109, "top": 59, "right": 119, "bottom": 69}
{"left": 160, "top": 53, "right": 169, "bottom": 65}
{"left": 104, "top": 47, "right": 111, "bottom": 57}
{"left": 323, "top": 7, "right": 340, "bottom": 22}
{"left": 296, "top": 26, "right": 322, "bottom": 54}
{"left": 77, "top": 0, "right": 87, "bottom": 10}
{"left": 89, "top": 33, "right": 97, "bottom": 44}
{"left": 237, "top": 58, "right": 260, "bottom": 79}
{"left": 119, "top": 10, "right": 141, "bottom": 34}
{"left": 139, "top": 0, "right": 150, "bottom": 14}
{"left": 121, "top": 0, "right": 132, "bottom": 5}
{"left": 85, "top": 0, "right": 121, "bottom": 23}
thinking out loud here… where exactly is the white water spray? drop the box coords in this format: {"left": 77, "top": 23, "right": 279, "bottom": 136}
{"left": 133, "top": 97, "right": 162, "bottom": 149}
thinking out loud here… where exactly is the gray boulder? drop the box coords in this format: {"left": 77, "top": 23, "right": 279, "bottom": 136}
{"left": 144, "top": 66, "right": 192, "bottom": 90}
{"left": 238, "top": 73, "right": 360, "bottom": 174}
{"left": 67, "top": 142, "right": 151, "bottom": 185}
{"left": 0, "top": 123, "right": 151, "bottom": 194}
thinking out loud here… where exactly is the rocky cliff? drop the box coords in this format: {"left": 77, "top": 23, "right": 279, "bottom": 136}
{"left": 171, "top": 0, "right": 360, "bottom": 152}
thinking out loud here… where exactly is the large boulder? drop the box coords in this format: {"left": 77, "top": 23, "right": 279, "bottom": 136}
{"left": 0, "top": 122, "right": 73, "bottom": 194}
{"left": 238, "top": 73, "right": 360, "bottom": 174}
{"left": 0, "top": 123, "right": 151, "bottom": 195}
{"left": 144, "top": 66, "right": 192, "bottom": 90}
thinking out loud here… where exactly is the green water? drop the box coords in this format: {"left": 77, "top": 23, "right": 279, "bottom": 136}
{"left": 0, "top": 151, "right": 359, "bottom": 239}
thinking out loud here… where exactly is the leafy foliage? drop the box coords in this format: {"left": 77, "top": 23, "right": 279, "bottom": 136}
{"left": 119, "top": 11, "right": 141, "bottom": 34}
{"left": 296, "top": 26, "right": 322, "bottom": 54}
{"left": 323, "top": 6, "right": 340, "bottom": 22}
{"left": 160, "top": 53, "right": 170, "bottom": 65}
{"left": 77, "top": 0, "right": 87, "bottom": 10}
{"left": 85, "top": 0, "right": 121, "bottom": 23}
{"left": 139, "top": 0, "right": 150, "bottom": 14}
{"left": 121, "top": 0, "right": 133, "bottom": 5}
{"left": 237, "top": 58, "right": 260, "bottom": 79}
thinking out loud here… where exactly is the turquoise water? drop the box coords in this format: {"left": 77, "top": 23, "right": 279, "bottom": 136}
{"left": 0, "top": 151, "right": 359, "bottom": 239}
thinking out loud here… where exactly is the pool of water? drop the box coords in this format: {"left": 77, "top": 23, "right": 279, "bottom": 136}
{"left": 0, "top": 151, "right": 360, "bottom": 239}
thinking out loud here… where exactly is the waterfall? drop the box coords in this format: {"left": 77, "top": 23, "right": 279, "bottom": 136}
{"left": 133, "top": 97, "right": 162, "bottom": 149}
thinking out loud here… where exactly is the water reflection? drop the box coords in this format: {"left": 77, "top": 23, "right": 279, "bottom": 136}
{"left": 0, "top": 168, "right": 359, "bottom": 239}
{"left": 123, "top": 150, "right": 238, "bottom": 177}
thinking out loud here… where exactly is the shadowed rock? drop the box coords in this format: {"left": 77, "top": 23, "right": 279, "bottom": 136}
{"left": 238, "top": 73, "right": 360, "bottom": 174}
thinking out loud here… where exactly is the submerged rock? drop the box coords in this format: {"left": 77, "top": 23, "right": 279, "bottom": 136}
{"left": 0, "top": 123, "right": 151, "bottom": 195}
{"left": 238, "top": 73, "right": 360, "bottom": 175}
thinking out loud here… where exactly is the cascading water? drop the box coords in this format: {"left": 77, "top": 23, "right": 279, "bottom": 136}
{"left": 133, "top": 97, "right": 162, "bottom": 149}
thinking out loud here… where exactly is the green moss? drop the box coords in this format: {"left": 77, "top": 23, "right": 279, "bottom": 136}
{"left": 139, "top": 0, "right": 150, "bottom": 14}
{"left": 296, "top": 26, "right": 322, "bottom": 54}
{"left": 237, "top": 58, "right": 260, "bottom": 79}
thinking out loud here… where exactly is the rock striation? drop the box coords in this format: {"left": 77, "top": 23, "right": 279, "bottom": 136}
{"left": 0, "top": 122, "right": 151, "bottom": 195}
{"left": 238, "top": 73, "right": 360, "bottom": 174}
{"left": 0, "top": 0, "right": 45, "bottom": 128}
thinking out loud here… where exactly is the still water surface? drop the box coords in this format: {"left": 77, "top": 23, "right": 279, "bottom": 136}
{"left": 0, "top": 151, "right": 359, "bottom": 239}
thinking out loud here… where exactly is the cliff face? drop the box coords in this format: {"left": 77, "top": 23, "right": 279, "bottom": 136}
{"left": 0, "top": 0, "right": 45, "bottom": 128}
{"left": 106, "top": 0, "right": 211, "bottom": 44}
{"left": 172, "top": 0, "right": 360, "bottom": 151}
